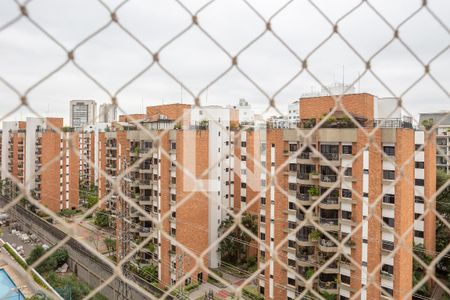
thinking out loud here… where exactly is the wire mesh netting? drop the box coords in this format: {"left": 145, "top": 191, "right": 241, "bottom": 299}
{"left": 0, "top": 0, "right": 449, "bottom": 300}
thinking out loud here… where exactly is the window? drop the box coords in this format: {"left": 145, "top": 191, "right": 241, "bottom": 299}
{"left": 241, "top": 141, "right": 246, "bottom": 147}
{"left": 383, "top": 217, "right": 395, "bottom": 228}
{"left": 289, "top": 163, "right": 297, "bottom": 172}
{"left": 382, "top": 264, "right": 394, "bottom": 275}
{"left": 383, "top": 170, "right": 395, "bottom": 180}
{"left": 241, "top": 155, "right": 246, "bottom": 161}
{"left": 260, "top": 233, "right": 265, "bottom": 240}
{"left": 287, "top": 277, "right": 295, "bottom": 286}
{"left": 261, "top": 197, "right": 266, "bottom": 205}
{"left": 260, "top": 250, "right": 265, "bottom": 258}
{"left": 415, "top": 196, "right": 424, "bottom": 203}
{"left": 259, "top": 286, "right": 264, "bottom": 295}
{"left": 382, "top": 287, "right": 394, "bottom": 296}
{"left": 414, "top": 230, "right": 424, "bottom": 238}
{"left": 289, "top": 144, "right": 298, "bottom": 152}
{"left": 342, "top": 189, "right": 352, "bottom": 198}
{"left": 415, "top": 161, "right": 424, "bottom": 169}
{"left": 288, "top": 240, "right": 295, "bottom": 248}
{"left": 383, "top": 194, "right": 395, "bottom": 204}
{"left": 288, "top": 222, "right": 296, "bottom": 229}
{"left": 170, "top": 142, "right": 176, "bottom": 150}
{"left": 260, "top": 215, "right": 265, "bottom": 223}
{"left": 341, "top": 274, "right": 351, "bottom": 285}
{"left": 342, "top": 210, "right": 352, "bottom": 220}
{"left": 383, "top": 146, "right": 395, "bottom": 156}
{"left": 241, "top": 182, "right": 246, "bottom": 188}
{"left": 415, "top": 213, "right": 421, "bottom": 220}
{"left": 241, "top": 196, "right": 246, "bottom": 202}
{"left": 382, "top": 240, "right": 394, "bottom": 251}
{"left": 342, "top": 145, "right": 352, "bottom": 154}
{"left": 415, "top": 179, "right": 424, "bottom": 186}
{"left": 344, "top": 167, "right": 352, "bottom": 176}
{"left": 288, "top": 259, "right": 295, "bottom": 267}
{"left": 288, "top": 183, "right": 297, "bottom": 191}
{"left": 288, "top": 202, "right": 295, "bottom": 210}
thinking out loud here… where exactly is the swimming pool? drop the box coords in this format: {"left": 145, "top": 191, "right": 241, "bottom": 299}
{"left": 0, "top": 269, "right": 24, "bottom": 300}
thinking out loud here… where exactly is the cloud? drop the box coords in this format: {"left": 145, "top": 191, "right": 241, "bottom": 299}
{"left": 0, "top": 0, "right": 448, "bottom": 125}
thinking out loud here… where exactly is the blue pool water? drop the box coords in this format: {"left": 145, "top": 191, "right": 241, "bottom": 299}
{"left": 0, "top": 269, "right": 24, "bottom": 300}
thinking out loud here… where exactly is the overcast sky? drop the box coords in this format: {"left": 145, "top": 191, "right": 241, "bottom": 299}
{"left": 0, "top": 0, "right": 449, "bottom": 125}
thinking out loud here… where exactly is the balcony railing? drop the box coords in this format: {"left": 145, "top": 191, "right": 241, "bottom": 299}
{"left": 298, "top": 152, "right": 310, "bottom": 159}
{"left": 298, "top": 173, "right": 310, "bottom": 180}
{"left": 321, "top": 174, "right": 337, "bottom": 182}
{"left": 322, "top": 197, "right": 339, "bottom": 205}
{"left": 320, "top": 218, "right": 338, "bottom": 226}
{"left": 321, "top": 153, "right": 339, "bottom": 161}
{"left": 320, "top": 238, "right": 336, "bottom": 248}
{"left": 319, "top": 280, "right": 337, "bottom": 289}
{"left": 297, "top": 193, "right": 310, "bottom": 201}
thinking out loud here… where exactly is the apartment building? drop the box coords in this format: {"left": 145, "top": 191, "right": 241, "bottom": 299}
{"left": 0, "top": 118, "right": 80, "bottom": 212}
{"left": 1, "top": 121, "right": 26, "bottom": 198}
{"left": 256, "top": 94, "right": 436, "bottom": 300}
{"left": 419, "top": 112, "right": 450, "bottom": 173}
{"left": 28, "top": 118, "right": 80, "bottom": 212}
{"left": 99, "top": 104, "right": 248, "bottom": 289}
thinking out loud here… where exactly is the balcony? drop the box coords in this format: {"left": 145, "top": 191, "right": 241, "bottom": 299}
{"left": 296, "top": 193, "right": 312, "bottom": 206}
{"left": 298, "top": 152, "right": 311, "bottom": 160}
{"left": 320, "top": 174, "right": 338, "bottom": 188}
{"left": 318, "top": 280, "right": 338, "bottom": 293}
{"left": 318, "top": 238, "right": 338, "bottom": 252}
{"left": 320, "top": 152, "right": 340, "bottom": 166}
{"left": 139, "top": 227, "right": 152, "bottom": 237}
{"left": 296, "top": 254, "right": 315, "bottom": 267}
{"left": 319, "top": 218, "right": 339, "bottom": 231}
{"left": 319, "top": 197, "right": 339, "bottom": 209}
{"left": 296, "top": 233, "right": 314, "bottom": 246}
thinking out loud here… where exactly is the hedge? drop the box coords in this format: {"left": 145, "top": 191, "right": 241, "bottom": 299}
{"left": 3, "top": 243, "right": 28, "bottom": 269}
{"left": 242, "top": 286, "right": 264, "bottom": 300}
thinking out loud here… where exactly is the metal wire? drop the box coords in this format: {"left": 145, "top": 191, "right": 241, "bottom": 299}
{"left": 0, "top": 0, "right": 449, "bottom": 300}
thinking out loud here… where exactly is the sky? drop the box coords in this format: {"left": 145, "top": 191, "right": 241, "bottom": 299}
{"left": 0, "top": 0, "right": 449, "bottom": 125}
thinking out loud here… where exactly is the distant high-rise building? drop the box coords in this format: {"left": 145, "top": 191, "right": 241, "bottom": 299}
{"left": 70, "top": 100, "right": 96, "bottom": 128}
{"left": 288, "top": 100, "right": 300, "bottom": 125}
{"left": 419, "top": 112, "right": 450, "bottom": 173}
{"left": 99, "top": 103, "right": 117, "bottom": 123}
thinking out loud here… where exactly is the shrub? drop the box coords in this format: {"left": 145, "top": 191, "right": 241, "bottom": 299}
{"left": 242, "top": 286, "right": 264, "bottom": 300}
{"left": 3, "top": 244, "right": 28, "bottom": 269}
{"left": 184, "top": 282, "right": 199, "bottom": 292}
{"left": 308, "top": 186, "right": 320, "bottom": 197}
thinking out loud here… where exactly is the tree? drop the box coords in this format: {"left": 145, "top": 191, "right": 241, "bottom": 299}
{"left": 94, "top": 210, "right": 109, "bottom": 227}
{"left": 26, "top": 246, "right": 68, "bottom": 273}
{"left": 413, "top": 244, "right": 433, "bottom": 297}
{"left": 436, "top": 169, "right": 450, "bottom": 275}
{"left": 86, "top": 193, "right": 99, "bottom": 208}
{"left": 104, "top": 237, "right": 116, "bottom": 253}
{"left": 139, "top": 265, "right": 158, "bottom": 282}
{"left": 218, "top": 213, "right": 258, "bottom": 270}
{"left": 27, "top": 245, "right": 46, "bottom": 265}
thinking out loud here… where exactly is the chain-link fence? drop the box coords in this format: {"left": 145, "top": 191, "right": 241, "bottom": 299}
{"left": 0, "top": 1, "right": 449, "bottom": 300}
